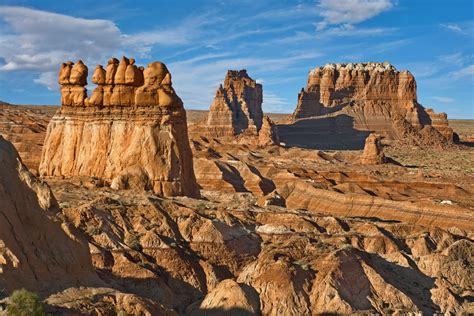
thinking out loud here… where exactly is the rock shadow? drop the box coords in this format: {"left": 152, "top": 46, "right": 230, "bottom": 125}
{"left": 216, "top": 162, "right": 249, "bottom": 192}
{"left": 277, "top": 114, "right": 371, "bottom": 150}
{"left": 366, "top": 253, "right": 437, "bottom": 314}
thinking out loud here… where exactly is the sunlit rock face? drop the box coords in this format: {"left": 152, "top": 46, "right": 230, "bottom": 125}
{"left": 290, "top": 62, "right": 454, "bottom": 143}
{"left": 189, "top": 69, "right": 279, "bottom": 146}
{"left": 39, "top": 57, "right": 200, "bottom": 198}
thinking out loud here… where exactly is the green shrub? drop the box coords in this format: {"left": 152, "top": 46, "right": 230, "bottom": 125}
{"left": 6, "top": 288, "right": 45, "bottom": 316}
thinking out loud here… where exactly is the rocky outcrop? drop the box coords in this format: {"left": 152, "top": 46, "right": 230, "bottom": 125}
{"left": 189, "top": 70, "right": 279, "bottom": 146}
{"left": 285, "top": 62, "right": 453, "bottom": 147}
{"left": 258, "top": 116, "right": 280, "bottom": 147}
{"left": 39, "top": 57, "right": 200, "bottom": 197}
{"left": 0, "top": 103, "right": 56, "bottom": 170}
{"left": 46, "top": 287, "right": 176, "bottom": 316}
{"left": 188, "top": 279, "right": 260, "bottom": 315}
{"left": 360, "top": 133, "right": 385, "bottom": 164}
{"left": 278, "top": 180, "right": 474, "bottom": 230}
{"left": 208, "top": 70, "right": 263, "bottom": 135}
{"left": 0, "top": 136, "right": 97, "bottom": 294}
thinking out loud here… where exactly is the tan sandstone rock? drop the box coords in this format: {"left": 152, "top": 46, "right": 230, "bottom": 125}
{"left": 188, "top": 279, "right": 260, "bottom": 315}
{"left": 189, "top": 70, "right": 279, "bottom": 146}
{"left": 0, "top": 136, "right": 97, "bottom": 294}
{"left": 41, "top": 57, "right": 200, "bottom": 197}
{"left": 282, "top": 62, "right": 454, "bottom": 148}
{"left": 360, "top": 133, "right": 386, "bottom": 164}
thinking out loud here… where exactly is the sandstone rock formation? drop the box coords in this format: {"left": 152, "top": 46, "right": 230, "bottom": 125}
{"left": 40, "top": 57, "right": 200, "bottom": 197}
{"left": 360, "top": 133, "right": 386, "bottom": 164}
{"left": 281, "top": 62, "right": 454, "bottom": 149}
{"left": 0, "top": 103, "right": 56, "bottom": 170}
{"left": 189, "top": 70, "right": 279, "bottom": 146}
{"left": 42, "top": 177, "right": 472, "bottom": 315}
{"left": 191, "top": 140, "right": 474, "bottom": 230}
{"left": 0, "top": 136, "right": 97, "bottom": 294}
{"left": 46, "top": 287, "right": 176, "bottom": 315}
{"left": 188, "top": 279, "right": 260, "bottom": 315}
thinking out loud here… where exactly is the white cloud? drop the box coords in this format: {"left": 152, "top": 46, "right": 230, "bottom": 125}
{"left": 316, "top": 0, "right": 394, "bottom": 30}
{"left": 0, "top": 6, "right": 122, "bottom": 72}
{"left": 0, "top": 6, "right": 210, "bottom": 89}
{"left": 430, "top": 96, "right": 455, "bottom": 104}
{"left": 438, "top": 52, "right": 464, "bottom": 66}
{"left": 33, "top": 71, "right": 56, "bottom": 91}
{"left": 450, "top": 64, "right": 474, "bottom": 79}
{"left": 262, "top": 91, "right": 289, "bottom": 113}
{"left": 440, "top": 23, "right": 464, "bottom": 34}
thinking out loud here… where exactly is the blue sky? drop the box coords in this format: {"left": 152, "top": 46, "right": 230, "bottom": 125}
{"left": 0, "top": 0, "right": 473, "bottom": 118}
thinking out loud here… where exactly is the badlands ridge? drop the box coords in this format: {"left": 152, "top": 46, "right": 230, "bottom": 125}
{"left": 0, "top": 58, "right": 473, "bottom": 315}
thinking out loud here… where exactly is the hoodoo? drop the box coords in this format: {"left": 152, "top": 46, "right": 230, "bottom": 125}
{"left": 280, "top": 62, "right": 454, "bottom": 149}
{"left": 189, "top": 69, "right": 279, "bottom": 146}
{"left": 39, "top": 57, "right": 200, "bottom": 197}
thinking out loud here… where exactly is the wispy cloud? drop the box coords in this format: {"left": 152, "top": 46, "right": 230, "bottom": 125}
{"left": 450, "top": 64, "right": 474, "bottom": 79}
{"left": 0, "top": 6, "right": 122, "bottom": 72}
{"left": 440, "top": 23, "right": 465, "bottom": 34}
{"left": 430, "top": 96, "right": 455, "bottom": 104}
{"left": 169, "top": 52, "right": 322, "bottom": 108}
{"left": 262, "top": 91, "right": 290, "bottom": 113}
{"left": 33, "top": 71, "right": 56, "bottom": 90}
{"left": 438, "top": 52, "right": 464, "bottom": 66}
{"left": 371, "top": 38, "right": 412, "bottom": 54}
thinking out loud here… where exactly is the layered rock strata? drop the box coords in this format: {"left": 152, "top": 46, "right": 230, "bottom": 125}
{"left": 39, "top": 57, "right": 199, "bottom": 197}
{"left": 190, "top": 70, "right": 279, "bottom": 146}
{"left": 286, "top": 62, "right": 454, "bottom": 147}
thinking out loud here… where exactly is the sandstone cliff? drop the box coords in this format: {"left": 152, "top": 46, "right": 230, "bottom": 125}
{"left": 0, "top": 136, "right": 97, "bottom": 294}
{"left": 283, "top": 62, "right": 454, "bottom": 148}
{"left": 39, "top": 57, "right": 200, "bottom": 197}
{"left": 189, "top": 70, "right": 279, "bottom": 146}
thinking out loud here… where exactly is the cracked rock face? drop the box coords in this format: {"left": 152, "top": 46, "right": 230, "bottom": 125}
{"left": 0, "top": 136, "right": 97, "bottom": 294}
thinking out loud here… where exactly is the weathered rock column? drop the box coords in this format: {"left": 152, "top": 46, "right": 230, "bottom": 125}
{"left": 40, "top": 57, "right": 200, "bottom": 197}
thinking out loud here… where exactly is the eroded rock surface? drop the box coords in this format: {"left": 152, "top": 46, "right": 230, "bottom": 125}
{"left": 360, "top": 133, "right": 386, "bottom": 164}
{"left": 280, "top": 62, "right": 454, "bottom": 149}
{"left": 39, "top": 57, "right": 199, "bottom": 197}
{"left": 39, "top": 181, "right": 474, "bottom": 315}
{"left": 190, "top": 70, "right": 279, "bottom": 146}
{"left": 0, "top": 136, "right": 97, "bottom": 294}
